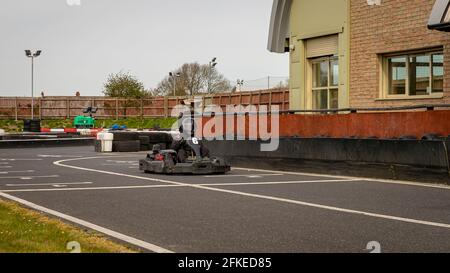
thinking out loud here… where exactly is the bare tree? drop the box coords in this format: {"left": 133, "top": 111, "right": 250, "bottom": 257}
{"left": 153, "top": 62, "right": 232, "bottom": 96}
{"left": 274, "top": 78, "right": 289, "bottom": 89}
{"left": 204, "top": 65, "right": 232, "bottom": 94}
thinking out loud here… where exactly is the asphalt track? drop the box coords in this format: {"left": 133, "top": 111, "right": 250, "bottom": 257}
{"left": 0, "top": 146, "right": 450, "bottom": 253}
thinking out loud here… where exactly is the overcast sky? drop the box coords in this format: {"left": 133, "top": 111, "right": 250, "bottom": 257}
{"left": 0, "top": 0, "right": 288, "bottom": 97}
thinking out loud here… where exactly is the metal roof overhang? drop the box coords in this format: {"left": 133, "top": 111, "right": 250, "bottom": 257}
{"left": 428, "top": 0, "right": 450, "bottom": 32}
{"left": 267, "top": 0, "right": 292, "bottom": 53}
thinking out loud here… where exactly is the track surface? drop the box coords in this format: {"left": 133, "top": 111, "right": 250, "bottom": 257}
{"left": 0, "top": 146, "right": 450, "bottom": 253}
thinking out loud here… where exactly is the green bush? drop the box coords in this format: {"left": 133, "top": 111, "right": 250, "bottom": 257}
{"left": 0, "top": 118, "right": 178, "bottom": 132}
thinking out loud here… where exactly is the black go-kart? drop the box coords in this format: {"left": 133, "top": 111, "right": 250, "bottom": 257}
{"left": 139, "top": 138, "right": 231, "bottom": 175}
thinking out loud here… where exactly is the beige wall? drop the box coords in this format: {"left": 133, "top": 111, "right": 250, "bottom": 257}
{"left": 286, "top": 0, "right": 450, "bottom": 110}
{"left": 288, "top": 0, "right": 350, "bottom": 110}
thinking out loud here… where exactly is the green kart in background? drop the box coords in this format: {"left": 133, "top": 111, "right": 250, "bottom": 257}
{"left": 74, "top": 107, "right": 97, "bottom": 129}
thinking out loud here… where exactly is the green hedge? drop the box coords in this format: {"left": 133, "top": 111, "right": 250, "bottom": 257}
{"left": 0, "top": 118, "right": 178, "bottom": 133}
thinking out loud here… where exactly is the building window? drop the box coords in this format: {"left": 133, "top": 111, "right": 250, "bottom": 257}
{"left": 383, "top": 50, "right": 444, "bottom": 98}
{"left": 311, "top": 57, "right": 339, "bottom": 110}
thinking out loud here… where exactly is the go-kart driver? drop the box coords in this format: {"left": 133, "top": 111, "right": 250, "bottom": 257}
{"left": 147, "top": 144, "right": 165, "bottom": 161}
{"left": 171, "top": 99, "right": 209, "bottom": 163}
{"left": 171, "top": 132, "right": 210, "bottom": 163}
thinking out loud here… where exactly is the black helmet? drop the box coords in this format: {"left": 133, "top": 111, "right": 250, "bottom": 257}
{"left": 152, "top": 144, "right": 161, "bottom": 152}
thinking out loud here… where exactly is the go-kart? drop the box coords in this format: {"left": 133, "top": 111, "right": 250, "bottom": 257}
{"left": 139, "top": 138, "right": 230, "bottom": 175}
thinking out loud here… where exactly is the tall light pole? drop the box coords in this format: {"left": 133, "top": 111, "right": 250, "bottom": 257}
{"left": 207, "top": 57, "right": 218, "bottom": 93}
{"left": 25, "top": 50, "right": 42, "bottom": 119}
{"left": 237, "top": 79, "right": 244, "bottom": 92}
{"left": 169, "top": 72, "right": 181, "bottom": 96}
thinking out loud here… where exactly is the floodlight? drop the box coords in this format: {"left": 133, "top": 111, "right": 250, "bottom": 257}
{"left": 24, "top": 49, "right": 43, "bottom": 119}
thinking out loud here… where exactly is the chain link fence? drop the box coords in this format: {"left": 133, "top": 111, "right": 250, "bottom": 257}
{"left": 236, "top": 76, "right": 289, "bottom": 92}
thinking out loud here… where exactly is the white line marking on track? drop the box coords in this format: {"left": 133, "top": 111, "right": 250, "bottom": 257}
{"left": 38, "top": 155, "right": 83, "bottom": 158}
{"left": 0, "top": 159, "right": 43, "bottom": 161}
{"left": 1, "top": 179, "right": 355, "bottom": 193}
{"left": 233, "top": 167, "right": 450, "bottom": 190}
{"left": 5, "top": 182, "right": 93, "bottom": 187}
{"left": 204, "top": 174, "right": 283, "bottom": 178}
{"left": 3, "top": 184, "right": 183, "bottom": 193}
{"left": 102, "top": 164, "right": 139, "bottom": 166}
{"left": 51, "top": 156, "right": 450, "bottom": 230}
{"left": 204, "top": 179, "right": 357, "bottom": 187}
{"left": 0, "top": 170, "right": 35, "bottom": 175}
{"left": 106, "top": 160, "right": 137, "bottom": 164}
{"left": 0, "top": 166, "right": 12, "bottom": 169}
{"left": 0, "top": 175, "right": 59, "bottom": 180}
{"left": 0, "top": 191, "right": 173, "bottom": 253}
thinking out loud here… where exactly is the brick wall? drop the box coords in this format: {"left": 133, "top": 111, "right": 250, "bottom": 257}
{"left": 350, "top": 0, "right": 450, "bottom": 108}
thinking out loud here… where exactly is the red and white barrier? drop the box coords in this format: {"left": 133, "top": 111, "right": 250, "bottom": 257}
{"left": 41, "top": 128, "right": 103, "bottom": 137}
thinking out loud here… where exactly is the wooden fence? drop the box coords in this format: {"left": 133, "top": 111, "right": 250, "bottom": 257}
{"left": 0, "top": 89, "right": 289, "bottom": 120}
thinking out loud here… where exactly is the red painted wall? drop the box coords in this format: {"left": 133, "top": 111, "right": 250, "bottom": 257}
{"left": 200, "top": 110, "right": 450, "bottom": 139}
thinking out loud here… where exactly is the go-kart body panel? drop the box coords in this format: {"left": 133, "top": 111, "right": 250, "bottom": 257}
{"left": 139, "top": 149, "right": 230, "bottom": 175}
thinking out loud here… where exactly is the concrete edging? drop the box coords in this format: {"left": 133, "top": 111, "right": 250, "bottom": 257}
{"left": 204, "top": 138, "right": 450, "bottom": 184}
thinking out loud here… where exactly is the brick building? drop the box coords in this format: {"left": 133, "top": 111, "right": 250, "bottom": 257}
{"left": 268, "top": 0, "right": 450, "bottom": 110}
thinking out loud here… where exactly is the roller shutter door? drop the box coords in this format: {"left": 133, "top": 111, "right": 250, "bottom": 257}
{"left": 306, "top": 35, "right": 338, "bottom": 58}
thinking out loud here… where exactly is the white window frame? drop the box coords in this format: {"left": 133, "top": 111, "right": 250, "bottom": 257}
{"left": 311, "top": 56, "right": 339, "bottom": 110}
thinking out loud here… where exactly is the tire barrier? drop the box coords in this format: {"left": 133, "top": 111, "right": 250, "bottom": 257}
{"left": 23, "top": 119, "right": 41, "bottom": 133}
{"left": 111, "top": 131, "right": 173, "bottom": 152}
{"left": 110, "top": 132, "right": 140, "bottom": 141}
{"left": 139, "top": 136, "right": 150, "bottom": 151}
{"left": 139, "top": 135, "right": 150, "bottom": 145}
{"left": 111, "top": 131, "right": 171, "bottom": 142}
{"left": 94, "top": 140, "right": 102, "bottom": 153}
{"left": 139, "top": 132, "right": 173, "bottom": 151}
{"left": 94, "top": 131, "right": 174, "bottom": 153}
{"left": 112, "top": 140, "right": 141, "bottom": 153}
